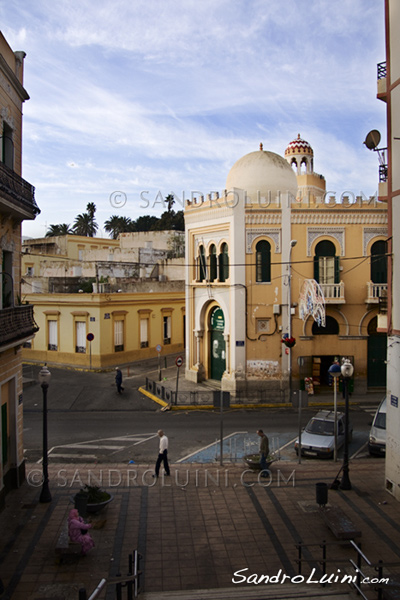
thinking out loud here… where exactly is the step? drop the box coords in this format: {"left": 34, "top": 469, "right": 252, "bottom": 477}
{"left": 140, "top": 584, "right": 356, "bottom": 600}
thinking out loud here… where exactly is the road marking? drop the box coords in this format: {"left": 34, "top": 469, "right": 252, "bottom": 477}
{"left": 176, "top": 431, "right": 248, "bottom": 463}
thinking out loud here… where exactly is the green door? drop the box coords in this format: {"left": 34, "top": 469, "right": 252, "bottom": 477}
{"left": 210, "top": 307, "right": 226, "bottom": 381}
{"left": 367, "top": 317, "right": 387, "bottom": 388}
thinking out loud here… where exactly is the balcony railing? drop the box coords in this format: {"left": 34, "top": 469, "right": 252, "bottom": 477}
{"left": 377, "top": 61, "right": 387, "bottom": 79}
{"left": 0, "top": 304, "right": 39, "bottom": 349}
{"left": 366, "top": 281, "right": 387, "bottom": 304}
{"left": 320, "top": 281, "right": 345, "bottom": 303}
{"left": 0, "top": 161, "right": 40, "bottom": 217}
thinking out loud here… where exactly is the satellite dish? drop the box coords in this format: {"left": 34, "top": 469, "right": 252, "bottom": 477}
{"left": 364, "top": 130, "right": 381, "bottom": 150}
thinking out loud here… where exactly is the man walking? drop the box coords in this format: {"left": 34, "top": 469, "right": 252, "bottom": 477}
{"left": 115, "top": 367, "right": 124, "bottom": 394}
{"left": 257, "top": 429, "right": 270, "bottom": 477}
{"left": 154, "top": 429, "right": 170, "bottom": 478}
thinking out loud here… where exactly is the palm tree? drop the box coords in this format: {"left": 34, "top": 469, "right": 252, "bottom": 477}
{"left": 45, "top": 223, "right": 74, "bottom": 237}
{"left": 73, "top": 213, "right": 98, "bottom": 237}
{"left": 104, "top": 215, "right": 134, "bottom": 239}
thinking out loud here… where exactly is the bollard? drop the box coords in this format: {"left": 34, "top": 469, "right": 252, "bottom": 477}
{"left": 78, "top": 589, "right": 87, "bottom": 600}
{"left": 316, "top": 482, "right": 328, "bottom": 506}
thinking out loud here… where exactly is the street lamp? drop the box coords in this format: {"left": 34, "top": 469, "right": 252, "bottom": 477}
{"left": 288, "top": 239, "right": 297, "bottom": 403}
{"left": 38, "top": 364, "right": 52, "bottom": 503}
{"left": 328, "top": 361, "right": 341, "bottom": 462}
{"left": 340, "top": 358, "right": 354, "bottom": 490}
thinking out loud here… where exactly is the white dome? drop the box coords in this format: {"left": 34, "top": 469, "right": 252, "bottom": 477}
{"left": 226, "top": 148, "right": 297, "bottom": 203}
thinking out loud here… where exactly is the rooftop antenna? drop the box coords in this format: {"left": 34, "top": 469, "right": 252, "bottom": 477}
{"left": 363, "top": 129, "right": 386, "bottom": 166}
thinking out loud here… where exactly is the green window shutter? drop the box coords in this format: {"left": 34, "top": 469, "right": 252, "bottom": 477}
{"left": 335, "top": 256, "right": 340, "bottom": 283}
{"left": 313, "top": 256, "right": 319, "bottom": 282}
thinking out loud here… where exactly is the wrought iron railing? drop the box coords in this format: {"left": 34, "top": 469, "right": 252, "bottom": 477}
{"left": 0, "top": 161, "right": 40, "bottom": 216}
{"left": 377, "top": 61, "right": 387, "bottom": 80}
{"left": 0, "top": 304, "right": 39, "bottom": 347}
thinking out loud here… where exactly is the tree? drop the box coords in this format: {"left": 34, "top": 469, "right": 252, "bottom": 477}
{"left": 104, "top": 215, "right": 135, "bottom": 239}
{"left": 132, "top": 215, "right": 159, "bottom": 231}
{"left": 73, "top": 212, "right": 98, "bottom": 237}
{"left": 73, "top": 203, "right": 98, "bottom": 237}
{"left": 165, "top": 194, "right": 175, "bottom": 212}
{"left": 45, "top": 223, "right": 74, "bottom": 237}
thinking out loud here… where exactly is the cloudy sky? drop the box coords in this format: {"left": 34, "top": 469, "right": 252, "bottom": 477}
{"left": 2, "top": 0, "right": 386, "bottom": 238}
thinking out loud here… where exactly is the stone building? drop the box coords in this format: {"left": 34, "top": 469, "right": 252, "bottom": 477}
{"left": 185, "top": 137, "right": 387, "bottom": 399}
{"left": 0, "top": 33, "right": 40, "bottom": 504}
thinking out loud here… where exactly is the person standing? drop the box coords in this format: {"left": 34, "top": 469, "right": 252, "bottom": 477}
{"left": 115, "top": 367, "right": 124, "bottom": 394}
{"left": 257, "top": 429, "right": 270, "bottom": 477}
{"left": 154, "top": 429, "right": 170, "bottom": 477}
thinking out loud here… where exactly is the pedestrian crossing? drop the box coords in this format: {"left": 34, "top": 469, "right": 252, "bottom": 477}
{"left": 44, "top": 433, "right": 158, "bottom": 463}
{"left": 358, "top": 404, "right": 379, "bottom": 417}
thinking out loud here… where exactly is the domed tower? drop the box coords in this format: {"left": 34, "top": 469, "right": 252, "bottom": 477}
{"left": 285, "top": 134, "right": 314, "bottom": 175}
{"left": 284, "top": 134, "right": 326, "bottom": 203}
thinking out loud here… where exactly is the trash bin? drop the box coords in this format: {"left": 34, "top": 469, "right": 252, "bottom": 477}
{"left": 74, "top": 492, "right": 88, "bottom": 518}
{"left": 316, "top": 482, "right": 328, "bottom": 506}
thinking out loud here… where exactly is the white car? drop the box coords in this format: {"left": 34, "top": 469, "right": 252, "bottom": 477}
{"left": 368, "top": 397, "right": 386, "bottom": 456}
{"left": 295, "top": 410, "right": 352, "bottom": 459}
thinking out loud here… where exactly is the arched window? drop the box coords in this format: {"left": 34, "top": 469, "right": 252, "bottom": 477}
{"left": 314, "top": 240, "right": 339, "bottom": 284}
{"left": 219, "top": 243, "right": 229, "bottom": 282}
{"left": 197, "top": 245, "right": 206, "bottom": 281}
{"left": 371, "top": 240, "right": 387, "bottom": 283}
{"left": 312, "top": 316, "right": 339, "bottom": 335}
{"left": 209, "top": 244, "right": 217, "bottom": 282}
{"left": 256, "top": 240, "right": 271, "bottom": 282}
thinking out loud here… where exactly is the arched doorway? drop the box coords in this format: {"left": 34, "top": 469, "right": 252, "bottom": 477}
{"left": 367, "top": 316, "right": 387, "bottom": 388}
{"left": 210, "top": 306, "right": 226, "bottom": 380}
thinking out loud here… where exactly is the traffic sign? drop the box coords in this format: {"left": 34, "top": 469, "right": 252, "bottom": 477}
{"left": 87, "top": 333, "right": 94, "bottom": 341}
{"left": 156, "top": 344, "right": 162, "bottom": 353}
{"left": 175, "top": 356, "right": 183, "bottom": 368}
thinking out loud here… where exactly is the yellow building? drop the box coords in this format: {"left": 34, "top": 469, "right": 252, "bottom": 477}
{"left": 0, "top": 33, "right": 40, "bottom": 505}
{"left": 185, "top": 137, "right": 387, "bottom": 399}
{"left": 23, "top": 288, "right": 185, "bottom": 370}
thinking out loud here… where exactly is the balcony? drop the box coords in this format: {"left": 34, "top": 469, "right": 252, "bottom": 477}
{"left": 377, "top": 61, "right": 387, "bottom": 101}
{"left": 0, "top": 304, "right": 39, "bottom": 350}
{"left": 0, "top": 161, "right": 40, "bottom": 219}
{"left": 366, "top": 281, "right": 387, "bottom": 304}
{"left": 320, "top": 281, "right": 345, "bottom": 304}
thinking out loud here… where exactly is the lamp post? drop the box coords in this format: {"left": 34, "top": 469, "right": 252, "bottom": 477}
{"left": 38, "top": 364, "right": 52, "bottom": 503}
{"left": 288, "top": 239, "right": 297, "bottom": 403}
{"left": 328, "top": 361, "right": 341, "bottom": 462}
{"left": 340, "top": 358, "right": 354, "bottom": 490}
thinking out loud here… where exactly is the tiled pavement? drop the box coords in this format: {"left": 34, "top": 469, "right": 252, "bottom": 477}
{"left": 0, "top": 459, "right": 399, "bottom": 600}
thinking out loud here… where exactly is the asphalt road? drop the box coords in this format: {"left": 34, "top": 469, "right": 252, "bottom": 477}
{"left": 23, "top": 403, "right": 378, "bottom": 465}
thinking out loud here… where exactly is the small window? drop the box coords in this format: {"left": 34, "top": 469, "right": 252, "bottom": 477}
{"left": 48, "top": 320, "right": 58, "bottom": 351}
{"left": 209, "top": 244, "right": 217, "bottom": 282}
{"left": 140, "top": 318, "right": 149, "bottom": 348}
{"left": 256, "top": 240, "right": 271, "bottom": 283}
{"left": 371, "top": 240, "right": 387, "bottom": 284}
{"left": 219, "top": 243, "right": 229, "bottom": 282}
{"left": 198, "top": 245, "right": 206, "bottom": 281}
{"left": 114, "top": 320, "right": 124, "bottom": 352}
{"left": 314, "top": 240, "right": 339, "bottom": 284}
{"left": 163, "top": 315, "right": 171, "bottom": 344}
{"left": 75, "top": 321, "right": 86, "bottom": 353}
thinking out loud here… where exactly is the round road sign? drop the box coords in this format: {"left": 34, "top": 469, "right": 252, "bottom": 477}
{"left": 87, "top": 333, "right": 94, "bottom": 342}
{"left": 156, "top": 344, "right": 162, "bottom": 353}
{"left": 176, "top": 356, "right": 183, "bottom": 368}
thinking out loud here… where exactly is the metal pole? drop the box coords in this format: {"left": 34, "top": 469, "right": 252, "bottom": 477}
{"left": 175, "top": 366, "right": 180, "bottom": 405}
{"left": 89, "top": 340, "right": 92, "bottom": 370}
{"left": 334, "top": 376, "right": 338, "bottom": 462}
{"left": 298, "top": 390, "right": 302, "bottom": 464}
{"left": 158, "top": 352, "right": 161, "bottom": 381}
{"left": 340, "top": 376, "right": 352, "bottom": 490}
{"left": 40, "top": 382, "right": 52, "bottom": 503}
{"left": 220, "top": 389, "right": 223, "bottom": 466}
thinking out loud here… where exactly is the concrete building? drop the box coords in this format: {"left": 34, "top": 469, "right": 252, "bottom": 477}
{"left": 0, "top": 33, "right": 40, "bottom": 505}
{"left": 374, "top": 0, "right": 400, "bottom": 501}
{"left": 22, "top": 230, "right": 185, "bottom": 294}
{"left": 185, "top": 138, "right": 387, "bottom": 399}
{"left": 21, "top": 231, "right": 185, "bottom": 369}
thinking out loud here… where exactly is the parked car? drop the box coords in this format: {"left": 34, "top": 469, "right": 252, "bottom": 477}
{"left": 368, "top": 396, "right": 386, "bottom": 456}
{"left": 294, "top": 410, "right": 352, "bottom": 459}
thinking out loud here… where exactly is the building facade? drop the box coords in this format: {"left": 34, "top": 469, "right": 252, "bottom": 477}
{"left": 0, "top": 33, "right": 40, "bottom": 505}
{"left": 376, "top": 0, "right": 400, "bottom": 501}
{"left": 185, "top": 138, "right": 387, "bottom": 399}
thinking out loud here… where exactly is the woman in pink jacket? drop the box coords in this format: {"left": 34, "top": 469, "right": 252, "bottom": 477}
{"left": 68, "top": 509, "right": 95, "bottom": 556}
